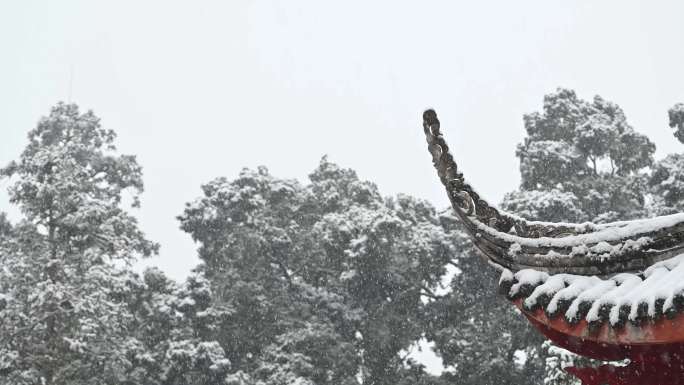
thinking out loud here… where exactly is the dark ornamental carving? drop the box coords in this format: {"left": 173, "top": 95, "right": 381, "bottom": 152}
{"left": 423, "top": 109, "right": 684, "bottom": 276}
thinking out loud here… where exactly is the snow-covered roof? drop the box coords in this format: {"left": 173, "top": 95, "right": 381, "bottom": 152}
{"left": 423, "top": 109, "right": 684, "bottom": 336}
{"left": 499, "top": 254, "right": 684, "bottom": 327}
{"left": 422, "top": 109, "right": 684, "bottom": 276}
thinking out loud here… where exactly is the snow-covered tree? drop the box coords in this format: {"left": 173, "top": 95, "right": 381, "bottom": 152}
{"left": 0, "top": 103, "right": 158, "bottom": 384}
{"left": 178, "top": 158, "right": 454, "bottom": 385}
{"left": 424, "top": 216, "right": 546, "bottom": 384}
{"left": 649, "top": 153, "right": 684, "bottom": 215}
{"left": 508, "top": 88, "right": 655, "bottom": 223}
{"left": 669, "top": 103, "right": 684, "bottom": 144}
{"left": 648, "top": 103, "right": 684, "bottom": 215}
{"left": 118, "top": 267, "right": 236, "bottom": 385}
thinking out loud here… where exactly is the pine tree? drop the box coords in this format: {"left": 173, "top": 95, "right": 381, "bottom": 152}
{"left": 0, "top": 103, "right": 158, "bottom": 384}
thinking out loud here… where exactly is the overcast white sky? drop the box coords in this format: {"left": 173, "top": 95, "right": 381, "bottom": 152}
{"left": 2, "top": 1, "right": 684, "bottom": 372}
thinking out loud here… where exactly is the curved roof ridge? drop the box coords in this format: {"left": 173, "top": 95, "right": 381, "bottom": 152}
{"left": 423, "top": 109, "right": 684, "bottom": 275}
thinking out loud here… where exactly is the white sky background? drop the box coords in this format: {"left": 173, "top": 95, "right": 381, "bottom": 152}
{"left": 2, "top": 0, "right": 684, "bottom": 374}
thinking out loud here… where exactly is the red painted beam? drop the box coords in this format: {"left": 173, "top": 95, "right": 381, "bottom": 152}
{"left": 512, "top": 300, "right": 684, "bottom": 384}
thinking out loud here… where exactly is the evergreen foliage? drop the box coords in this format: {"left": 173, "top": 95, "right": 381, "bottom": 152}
{"left": 0, "top": 103, "right": 158, "bottom": 384}
{"left": 507, "top": 88, "right": 655, "bottom": 223}
{"left": 178, "top": 158, "right": 455, "bottom": 385}
{"left": 669, "top": 103, "right": 684, "bottom": 144}
{"left": 2, "top": 95, "right": 684, "bottom": 384}
{"left": 425, "top": 224, "right": 546, "bottom": 384}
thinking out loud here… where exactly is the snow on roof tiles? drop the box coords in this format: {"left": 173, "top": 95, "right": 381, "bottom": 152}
{"left": 500, "top": 254, "right": 684, "bottom": 327}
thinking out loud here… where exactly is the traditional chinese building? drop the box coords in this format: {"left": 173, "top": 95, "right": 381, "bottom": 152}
{"left": 423, "top": 109, "right": 684, "bottom": 385}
